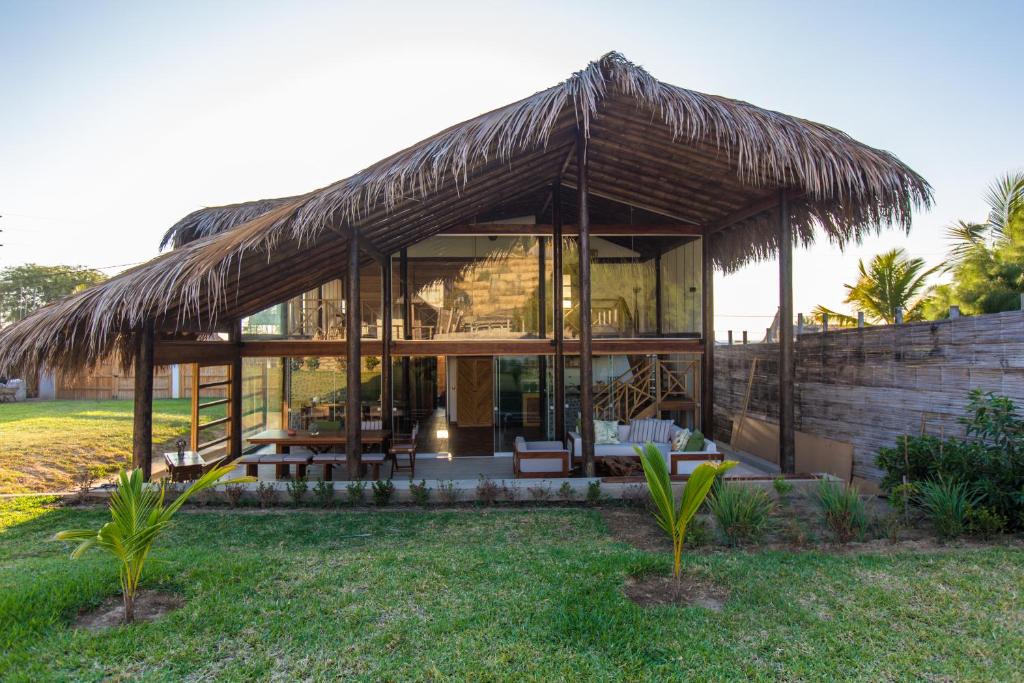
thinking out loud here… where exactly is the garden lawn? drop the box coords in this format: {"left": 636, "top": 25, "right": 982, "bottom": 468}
{"left": 0, "top": 399, "right": 197, "bottom": 494}
{"left": 2, "top": 497, "right": 1023, "bottom": 681}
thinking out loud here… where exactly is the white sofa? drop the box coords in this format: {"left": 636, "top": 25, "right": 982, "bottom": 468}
{"left": 0, "top": 378, "right": 26, "bottom": 402}
{"left": 513, "top": 437, "right": 570, "bottom": 478}
{"left": 567, "top": 422, "right": 719, "bottom": 475}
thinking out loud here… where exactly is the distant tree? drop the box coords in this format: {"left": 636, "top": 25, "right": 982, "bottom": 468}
{"left": 814, "top": 248, "right": 938, "bottom": 325}
{"left": 0, "top": 263, "right": 106, "bottom": 324}
{"left": 925, "top": 172, "right": 1024, "bottom": 318}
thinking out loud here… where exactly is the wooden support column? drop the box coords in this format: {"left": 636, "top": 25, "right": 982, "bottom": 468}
{"left": 576, "top": 130, "right": 595, "bottom": 477}
{"left": 380, "top": 256, "right": 393, "bottom": 431}
{"left": 537, "top": 236, "right": 547, "bottom": 434}
{"left": 132, "top": 320, "right": 155, "bottom": 481}
{"left": 654, "top": 253, "right": 663, "bottom": 335}
{"left": 701, "top": 234, "right": 715, "bottom": 438}
{"left": 229, "top": 319, "right": 243, "bottom": 460}
{"left": 552, "top": 182, "right": 566, "bottom": 442}
{"left": 400, "top": 248, "right": 412, "bottom": 429}
{"left": 346, "top": 230, "right": 363, "bottom": 479}
{"left": 778, "top": 190, "right": 796, "bottom": 474}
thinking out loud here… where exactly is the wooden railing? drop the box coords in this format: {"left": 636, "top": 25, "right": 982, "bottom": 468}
{"left": 594, "top": 356, "right": 700, "bottom": 423}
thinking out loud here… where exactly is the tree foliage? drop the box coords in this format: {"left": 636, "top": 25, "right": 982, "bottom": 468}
{"left": 0, "top": 263, "right": 106, "bottom": 323}
{"left": 925, "top": 172, "right": 1024, "bottom": 318}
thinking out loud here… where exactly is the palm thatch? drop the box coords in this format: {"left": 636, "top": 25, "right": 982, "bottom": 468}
{"left": 0, "top": 51, "right": 931, "bottom": 376}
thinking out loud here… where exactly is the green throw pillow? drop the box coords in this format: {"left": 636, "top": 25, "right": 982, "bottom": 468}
{"left": 594, "top": 420, "right": 620, "bottom": 445}
{"left": 683, "top": 429, "right": 705, "bottom": 452}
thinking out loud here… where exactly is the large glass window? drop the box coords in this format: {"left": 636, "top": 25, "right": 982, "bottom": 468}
{"left": 280, "top": 356, "right": 383, "bottom": 430}
{"left": 493, "top": 356, "right": 549, "bottom": 453}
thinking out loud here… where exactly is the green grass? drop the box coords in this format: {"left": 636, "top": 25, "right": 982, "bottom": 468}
{"left": 2, "top": 498, "right": 1022, "bottom": 681}
{"left": 0, "top": 399, "right": 202, "bottom": 493}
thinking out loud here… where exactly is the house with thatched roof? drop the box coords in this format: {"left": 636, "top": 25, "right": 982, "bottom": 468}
{"left": 0, "top": 52, "right": 930, "bottom": 482}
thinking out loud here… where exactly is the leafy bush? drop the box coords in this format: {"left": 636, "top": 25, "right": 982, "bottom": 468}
{"left": 772, "top": 476, "right": 794, "bottom": 500}
{"left": 256, "top": 482, "right": 277, "bottom": 508}
{"left": 346, "top": 480, "right": 366, "bottom": 506}
{"left": 815, "top": 480, "right": 869, "bottom": 543}
{"left": 437, "top": 480, "right": 458, "bottom": 505}
{"left": 707, "top": 483, "right": 775, "bottom": 546}
{"left": 916, "top": 478, "right": 982, "bottom": 539}
{"left": 312, "top": 479, "right": 335, "bottom": 508}
{"left": 409, "top": 479, "right": 431, "bottom": 507}
{"left": 876, "top": 390, "right": 1024, "bottom": 529}
{"left": 558, "top": 481, "right": 575, "bottom": 500}
{"left": 586, "top": 480, "right": 602, "bottom": 505}
{"left": 286, "top": 476, "right": 308, "bottom": 507}
{"left": 528, "top": 484, "right": 552, "bottom": 502}
{"left": 476, "top": 476, "right": 500, "bottom": 506}
{"left": 224, "top": 483, "right": 245, "bottom": 508}
{"left": 967, "top": 506, "right": 1007, "bottom": 539}
{"left": 372, "top": 479, "right": 394, "bottom": 506}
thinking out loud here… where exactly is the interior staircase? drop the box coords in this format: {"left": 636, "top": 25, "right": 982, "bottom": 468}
{"left": 593, "top": 355, "right": 700, "bottom": 424}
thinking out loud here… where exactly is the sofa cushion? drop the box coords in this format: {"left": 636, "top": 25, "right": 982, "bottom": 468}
{"left": 629, "top": 418, "right": 674, "bottom": 445}
{"left": 683, "top": 429, "right": 706, "bottom": 452}
{"left": 594, "top": 420, "right": 620, "bottom": 444}
{"left": 593, "top": 443, "right": 643, "bottom": 457}
{"left": 671, "top": 429, "right": 691, "bottom": 451}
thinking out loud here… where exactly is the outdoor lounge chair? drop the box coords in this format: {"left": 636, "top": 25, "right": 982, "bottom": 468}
{"left": 513, "top": 437, "right": 570, "bottom": 478}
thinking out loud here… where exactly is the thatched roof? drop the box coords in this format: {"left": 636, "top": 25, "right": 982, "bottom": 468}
{"left": 0, "top": 51, "right": 931, "bottom": 375}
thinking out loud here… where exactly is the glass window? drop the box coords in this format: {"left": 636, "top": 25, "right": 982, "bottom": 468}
{"left": 281, "top": 356, "right": 383, "bottom": 430}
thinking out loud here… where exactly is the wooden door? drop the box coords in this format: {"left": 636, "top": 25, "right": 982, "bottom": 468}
{"left": 456, "top": 357, "right": 493, "bottom": 426}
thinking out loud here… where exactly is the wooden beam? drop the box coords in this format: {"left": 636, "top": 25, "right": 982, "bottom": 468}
{"left": 778, "top": 190, "right": 796, "bottom": 474}
{"left": 132, "top": 320, "right": 155, "bottom": 481}
{"left": 701, "top": 234, "right": 715, "bottom": 438}
{"left": 155, "top": 341, "right": 236, "bottom": 366}
{"left": 704, "top": 189, "right": 804, "bottom": 236}
{"left": 560, "top": 183, "right": 695, "bottom": 223}
{"left": 380, "top": 255, "right": 393, "bottom": 432}
{"left": 552, "top": 182, "right": 566, "bottom": 441}
{"left": 399, "top": 247, "right": 411, "bottom": 429}
{"left": 442, "top": 223, "right": 703, "bottom": 236}
{"left": 190, "top": 363, "right": 200, "bottom": 452}
{"left": 228, "top": 319, "right": 243, "bottom": 461}
{"left": 346, "top": 228, "right": 362, "bottom": 479}
{"left": 577, "top": 129, "right": 595, "bottom": 477}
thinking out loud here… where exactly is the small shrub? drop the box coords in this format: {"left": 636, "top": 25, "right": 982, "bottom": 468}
{"left": 528, "top": 484, "right": 552, "bottom": 502}
{"left": 558, "top": 481, "right": 575, "bottom": 500}
{"left": 312, "top": 479, "right": 335, "bottom": 508}
{"left": 772, "top": 476, "right": 794, "bottom": 500}
{"left": 409, "top": 479, "right": 431, "bottom": 507}
{"left": 871, "top": 512, "right": 903, "bottom": 543}
{"left": 967, "top": 506, "right": 1007, "bottom": 539}
{"left": 372, "top": 479, "right": 394, "bottom": 506}
{"left": 586, "top": 480, "right": 602, "bottom": 505}
{"left": 224, "top": 483, "right": 245, "bottom": 508}
{"left": 346, "top": 480, "right": 366, "bottom": 506}
{"left": 708, "top": 483, "right": 774, "bottom": 546}
{"left": 889, "top": 481, "right": 918, "bottom": 518}
{"left": 815, "top": 480, "right": 869, "bottom": 544}
{"left": 71, "top": 466, "right": 101, "bottom": 504}
{"left": 916, "top": 478, "right": 982, "bottom": 540}
{"left": 286, "top": 476, "right": 308, "bottom": 507}
{"left": 684, "top": 516, "right": 713, "bottom": 548}
{"left": 502, "top": 482, "right": 519, "bottom": 503}
{"left": 477, "top": 476, "right": 500, "bottom": 506}
{"left": 256, "top": 481, "right": 277, "bottom": 508}
{"left": 438, "top": 480, "right": 458, "bottom": 505}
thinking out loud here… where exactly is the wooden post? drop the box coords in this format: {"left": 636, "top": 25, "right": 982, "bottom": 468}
{"left": 380, "top": 256, "right": 393, "bottom": 432}
{"left": 654, "top": 253, "right": 663, "bottom": 336}
{"left": 727, "top": 330, "right": 733, "bottom": 345}
{"left": 778, "top": 190, "right": 796, "bottom": 475}
{"left": 537, "top": 235, "right": 548, "bottom": 434}
{"left": 132, "top": 320, "right": 155, "bottom": 481}
{"left": 742, "top": 330, "right": 748, "bottom": 344}
{"left": 576, "top": 130, "right": 595, "bottom": 477}
{"left": 346, "top": 229, "right": 362, "bottom": 479}
{"left": 949, "top": 305, "right": 960, "bottom": 320}
{"left": 400, "top": 247, "right": 411, "bottom": 429}
{"left": 822, "top": 314, "right": 829, "bottom": 333}
{"left": 701, "top": 231, "right": 715, "bottom": 438}
{"left": 895, "top": 307, "right": 904, "bottom": 324}
{"left": 797, "top": 313, "right": 804, "bottom": 336}
{"left": 190, "top": 362, "right": 200, "bottom": 452}
{"left": 552, "top": 182, "right": 566, "bottom": 442}
{"left": 857, "top": 312, "right": 864, "bottom": 328}
{"left": 229, "top": 319, "right": 243, "bottom": 461}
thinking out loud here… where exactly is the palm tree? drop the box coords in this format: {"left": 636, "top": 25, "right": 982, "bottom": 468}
{"left": 945, "top": 172, "right": 1024, "bottom": 267}
{"left": 841, "top": 248, "right": 938, "bottom": 324}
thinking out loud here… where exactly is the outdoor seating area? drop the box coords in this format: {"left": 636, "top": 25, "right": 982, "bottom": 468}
{"left": 0, "top": 378, "right": 25, "bottom": 402}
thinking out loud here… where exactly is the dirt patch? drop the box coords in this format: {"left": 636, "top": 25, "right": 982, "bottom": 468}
{"left": 73, "top": 590, "right": 184, "bottom": 631}
{"left": 601, "top": 508, "right": 671, "bottom": 552}
{"left": 624, "top": 574, "right": 728, "bottom": 611}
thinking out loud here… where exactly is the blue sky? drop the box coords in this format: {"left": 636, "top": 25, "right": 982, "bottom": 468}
{"left": 1, "top": 0, "right": 1022, "bottom": 336}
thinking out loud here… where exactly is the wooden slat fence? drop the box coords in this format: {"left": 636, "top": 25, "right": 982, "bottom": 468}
{"left": 55, "top": 360, "right": 228, "bottom": 401}
{"left": 714, "top": 309, "right": 1024, "bottom": 481}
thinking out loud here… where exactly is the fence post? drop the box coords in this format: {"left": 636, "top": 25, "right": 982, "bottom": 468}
{"left": 797, "top": 313, "right": 804, "bottom": 336}
{"left": 895, "top": 307, "right": 904, "bottom": 324}
{"left": 727, "top": 330, "right": 733, "bottom": 345}
{"left": 822, "top": 313, "right": 829, "bottom": 333}
{"left": 857, "top": 312, "right": 864, "bottom": 328}
{"left": 742, "top": 330, "right": 748, "bottom": 345}
{"left": 949, "top": 305, "right": 960, "bottom": 319}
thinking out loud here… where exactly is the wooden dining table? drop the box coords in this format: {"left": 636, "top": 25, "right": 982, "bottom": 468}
{"left": 247, "top": 429, "right": 390, "bottom": 454}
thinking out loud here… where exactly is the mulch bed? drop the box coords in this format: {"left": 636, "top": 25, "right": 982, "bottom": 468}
{"left": 601, "top": 508, "right": 669, "bottom": 552}
{"left": 74, "top": 590, "right": 184, "bottom": 631}
{"left": 623, "top": 574, "right": 728, "bottom": 611}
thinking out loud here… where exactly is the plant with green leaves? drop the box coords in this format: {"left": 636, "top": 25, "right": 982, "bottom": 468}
{"left": 53, "top": 466, "right": 250, "bottom": 623}
{"left": 634, "top": 443, "right": 736, "bottom": 578}
{"left": 916, "top": 478, "right": 983, "bottom": 539}
{"left": 708, "top": 481, "right": 775, "bottom": 546}
{"left": 815, "top": 479, "right": 869, "bottom": 543}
